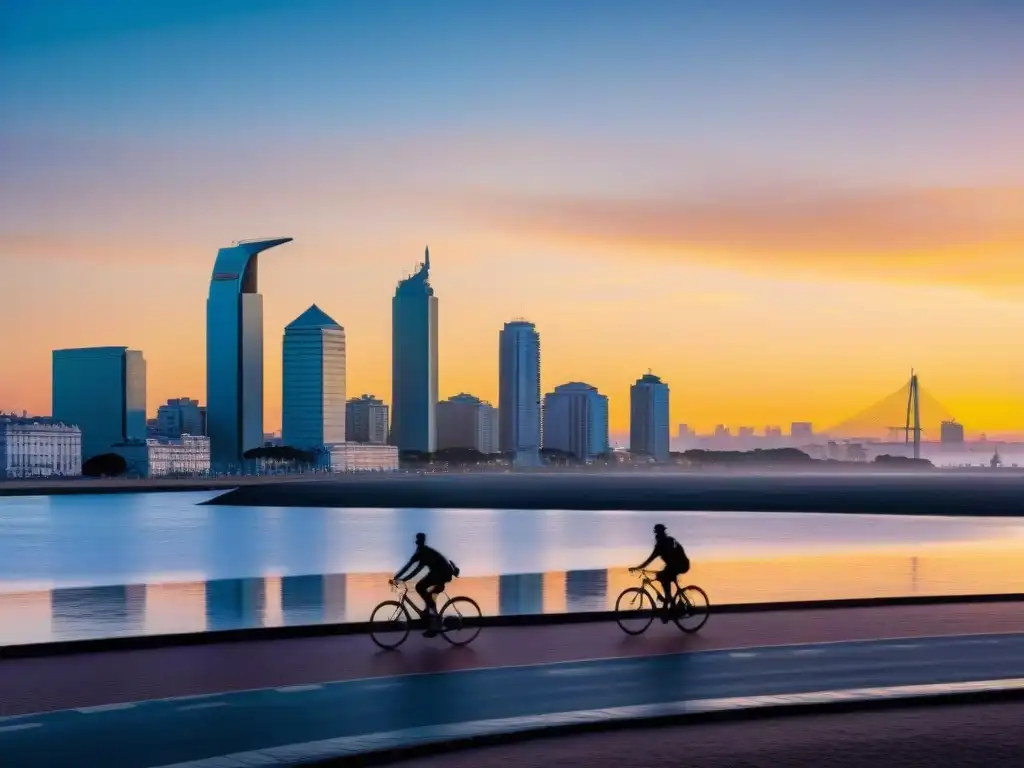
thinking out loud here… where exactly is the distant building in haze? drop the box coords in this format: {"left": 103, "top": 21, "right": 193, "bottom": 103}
{"left": 437, "top": 394, "right": 499, "bottom": 455}
{"left": 346, "top": 395, "right": 389, "bottom": 445}
{"left": 630, "top": 372, "right": 670, "bottom": 461}
{"left": 941, "top": 420, "right": 965, "bottom": 444}
{"left": 281, "top": 304, "right": 346, "bottom": 450}
{"left": 499, "top": 320, "right": 542, "bottom": 466}
{"left": 765, "top": 426, "right": 783, "bottom": 439}
{"left": 391, "top": 247, "right": 438, "bottom": 453}
{"left": 156, "top": 398, "right": 206, "bottom": 439}
{"left": 543, "top": 382, "right": 609, "bottom": 461}
{"left": 791, "top": 422, "right": 814, "bottom": 440}
{"left": 52, "top": 346, "right": 147, "bottom": 460}
{"left": 206, "top": 237, "right": 292, "bottom": 467}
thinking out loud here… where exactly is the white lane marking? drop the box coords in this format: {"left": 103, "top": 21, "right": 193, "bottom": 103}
{"left": 74, "top": 703, "right": 136, "bottom": 714}
{"left": 146, "top": 677, "right": 1024, "bottom": 768}
{"left": 792, "top": 649, "right": 825, "bottom": 656}
{"left": 177, "top": 702, "right": 228, "bottom": 712}
{"left": 275, "top": 685, "right": 322, "bottom": 694}
{"left": 729, "top": 652, "right": 757, "bottom": 658}
{"left": 0, "top": 723, "right": 42, "bottom": 733}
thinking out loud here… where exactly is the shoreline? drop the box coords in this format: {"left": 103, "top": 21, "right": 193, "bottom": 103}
{"left": 198, "top": 471, "right": 1024, "bottom": 516}
{"left": 3, "top": 470, "right": 1024, "bottom": 517}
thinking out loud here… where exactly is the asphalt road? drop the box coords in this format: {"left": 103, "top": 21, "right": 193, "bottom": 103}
{"left": 2, "top": 632, "right": 1024, "bottom": 768}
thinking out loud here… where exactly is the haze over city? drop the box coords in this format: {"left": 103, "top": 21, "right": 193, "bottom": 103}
{"left": 3, "top": 1, "right": 1024, "bottom": 437}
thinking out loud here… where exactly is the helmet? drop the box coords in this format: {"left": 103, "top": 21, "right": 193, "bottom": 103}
{"left": 653, "top": 523, "right": 666, "bottom": 535}
{"left": 415, "top": 532, "right": 426, "bottom": 545}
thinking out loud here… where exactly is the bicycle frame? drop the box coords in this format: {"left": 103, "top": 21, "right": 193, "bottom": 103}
{"left": 636, "top": 569, "right": 688, "bottom": 608}
{"left": 391, "top": 580, "right": 449, "bottom": 619}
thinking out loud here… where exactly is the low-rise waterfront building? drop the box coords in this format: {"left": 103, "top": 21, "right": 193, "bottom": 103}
{"left": 112, "top": 434, "right": 211, "bottom": 478}
{"left": 0, "top": 416, "right": 82, "bottom": 478}
{"left": 315, "top": 443, "right": 399, "bottom": 473}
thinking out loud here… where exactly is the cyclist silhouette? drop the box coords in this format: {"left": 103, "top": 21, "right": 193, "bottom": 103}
{"left": 629, "top": 523, "right": 690, "bottom": 622}
{"left": 392, "top": 532, "right": 458, "bottom": 637}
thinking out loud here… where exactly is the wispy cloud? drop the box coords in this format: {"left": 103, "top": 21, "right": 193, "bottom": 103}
{"left": 461, "top": 184, "right": 1024, "bottom": 290}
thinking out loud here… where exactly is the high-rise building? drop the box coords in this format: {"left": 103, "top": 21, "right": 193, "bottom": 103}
{"left": 206, "top": 237, "right": 292, "bottom": 466}
{"left": 499, "top": 320, "right": 542, "bottom": 465}
{"left": 282, "top": 304, "right": 346, "bottom": 450}
{"left": 391, "top": 247, "right": 439, "bottom": 453}
{"left": 543, "top": 382, "right": 609, "bottom": 461}
{"left": 437, "top": 393, "right": 500, "bottom": 455}
{"left": 346, "top": 395, "right": 389, "bottom": 445}
{"left": 630, "top": 372, "right": 670, "bottom": 461}
{"left": 156, "top": 397, "right": 206, "bottom": 439}
{"left": 52, "top": 346, "right": 147, "bottom": 459}
{"left": 940, "top": 420, "right": 965, "bottom": 444}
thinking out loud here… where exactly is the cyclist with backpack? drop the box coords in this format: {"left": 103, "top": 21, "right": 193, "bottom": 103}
{"left": 391, "top": 532, "right": 460, "bottom": 637}
{"left": 629, "top": 523, "right": 691, "bottom": 622}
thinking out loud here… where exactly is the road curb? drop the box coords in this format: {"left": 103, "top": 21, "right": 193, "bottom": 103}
{"left": 3, "top": 592, "right": 1023, "bottom": 659}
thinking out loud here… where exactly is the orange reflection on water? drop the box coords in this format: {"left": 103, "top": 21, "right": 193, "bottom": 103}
{"left": 0, "top": 589, "right": 51, "bottom": 643}
{"left": 144, "top": 582, "right": 205, "bottom": 635}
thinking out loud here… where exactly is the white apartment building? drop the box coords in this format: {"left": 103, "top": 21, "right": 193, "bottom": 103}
{"left": 437, "top": 393, "right": 500, "bottom": 455}
{"left": 112, "top": 435, "right": 211, "bottom": 478}
{"left": 0, "top": 417, "right": 82, "bottom": 478}
{"left": 317, "top": 443, "right": 399, "bottom": 472}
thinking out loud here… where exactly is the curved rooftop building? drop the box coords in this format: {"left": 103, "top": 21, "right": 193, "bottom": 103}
{"left": 206, "top": 237, "right": 292, "bottom": 467}
{"left": 391, "top": 247, "right": 439, "bottom": 453}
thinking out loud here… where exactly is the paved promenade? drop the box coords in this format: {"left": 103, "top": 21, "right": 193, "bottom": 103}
{"left": 395, "top": 700, "right": 1024, "bottom": 768}
{"left": 3, "top": 602, "right": 1023, "bottom": 717}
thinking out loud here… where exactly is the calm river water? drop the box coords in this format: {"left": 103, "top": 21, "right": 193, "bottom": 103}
{"left": 0, "top": 491, "right": 1022, "bottom": 645}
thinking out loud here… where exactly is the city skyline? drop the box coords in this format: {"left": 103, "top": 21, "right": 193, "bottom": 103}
{"left": 3, "top": 3, "right": 1024, "bottom": 434}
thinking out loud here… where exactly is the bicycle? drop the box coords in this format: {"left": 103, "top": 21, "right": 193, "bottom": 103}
{"left": 615, "top": 569, "right": 710, "bottom": 635}
{"left": 368, "top": 579, "right": 483, "bottom": 650}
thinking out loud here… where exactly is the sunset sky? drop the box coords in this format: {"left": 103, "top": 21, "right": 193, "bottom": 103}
{"left": 2, "top": 1, "right": 1023, "bottom": 437}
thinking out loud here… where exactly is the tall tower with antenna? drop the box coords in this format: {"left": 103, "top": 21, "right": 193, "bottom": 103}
{"left": 905, "top": 370, "right": 921, "bottom": 460}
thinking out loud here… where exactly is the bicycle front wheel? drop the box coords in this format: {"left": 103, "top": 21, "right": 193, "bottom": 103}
{"left": 615, "top": 587, "right": 656, "bottom": 635}
{"left": 369, "top": 600, "right": 411, "bottom": 649}
{"left": 673, "top": 585, "right": 710, "bottom": 633}
{"left": 439, "top": 595, "right": 482, "bottom": 646}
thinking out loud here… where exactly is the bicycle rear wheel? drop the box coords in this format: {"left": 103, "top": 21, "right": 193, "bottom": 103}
{"left": 369, "top": 600, "right": 411, "bottom": 649}
{"left": 439, "top": 595, "right": 482, "bottom": 646}
{"left": 673, "top": 585, "right": 710, "bottom": 633}
{"left": 615, "top": 587, "right": 657, "bottom": 635}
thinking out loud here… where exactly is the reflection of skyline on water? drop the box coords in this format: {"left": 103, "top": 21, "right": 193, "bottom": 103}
{"left": 3, "top": 491, "right": 1024, "bottom": 592}
{"left": 4, "top": 543, "right": 1024, "bottom": 646}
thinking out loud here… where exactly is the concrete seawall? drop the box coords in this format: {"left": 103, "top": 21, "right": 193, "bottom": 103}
{"left": 204, "top": 471, "right": 1024, "bottom": 515}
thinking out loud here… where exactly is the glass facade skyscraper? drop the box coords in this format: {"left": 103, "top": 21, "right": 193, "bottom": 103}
{"left": 499, "top": 320, "right": 542, "bottom": 465}
{"left": 52, "top": 346, "right": 147, "bottom": 460}
{"left": 542, "top": 382, "right": 609, "bottom": 461}
{"left": 391, "top": 247, "right": 438, "bottom": 453}
{"left": 282, "top": 304, "right": 346, "bottom": 450}
{"left": 630, "top": 371, "right": 671, "bottom": 461}
{"left": 206, "top": 237, "right": 292, "bottom": 467}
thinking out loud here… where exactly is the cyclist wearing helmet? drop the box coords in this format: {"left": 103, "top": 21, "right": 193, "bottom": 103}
{"left": 629, "top": 523, "right": 691, "bottom": 621}
{"left": 392, "top": 532, "right": 458, "bottom": 636}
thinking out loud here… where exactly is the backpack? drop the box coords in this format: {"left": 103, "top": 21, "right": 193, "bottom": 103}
{"left": 448, "top": 559, "right": 461, "bottom": 578}
{"left": 670, "top": 538, "right": 690, "bottom": 572}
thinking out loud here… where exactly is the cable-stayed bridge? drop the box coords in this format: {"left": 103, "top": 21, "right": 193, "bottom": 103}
{"left": 823, "top": 371, "right": 958, "bottom": 458}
